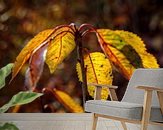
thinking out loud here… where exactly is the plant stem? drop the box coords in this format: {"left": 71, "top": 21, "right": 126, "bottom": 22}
{"left": 33, "top": 88, "right": 45, "bottom": 112}
{"left": 75, "top": 31, "right": 88, "bottom": 110}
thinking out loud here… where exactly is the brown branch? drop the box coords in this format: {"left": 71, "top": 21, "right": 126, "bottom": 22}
{"left": 75, "top": 31, "right": 88, "bottom": 109}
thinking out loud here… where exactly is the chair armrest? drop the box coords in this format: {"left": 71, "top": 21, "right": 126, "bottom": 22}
{"left": 137, "top": 86, "right": 163, "bottom": 118}
{"left": 87, "top": 83, "right": 118, "bottom": 89}
{"left": 88, "top": 83, "right": 118, "bottom": 100}
{"left": 137, "top": 86, "right": 163, "bottom": 122}
{"left": 136, "top": 86, "right": 163, "bottom": 92}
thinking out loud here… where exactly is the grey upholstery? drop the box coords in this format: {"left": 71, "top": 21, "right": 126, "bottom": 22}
{"left": 122, "top": 69, "right": 163, "bottom": 106}
{"left": 85, "top": 100, "right": 163, "bottom": 122}
{"left": 85, "top": 69, "right": 163, "bottom": 123}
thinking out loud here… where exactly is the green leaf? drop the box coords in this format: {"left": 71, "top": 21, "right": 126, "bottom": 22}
{"left": 0, "top": 91, "right": 43, "bottom": 113}
{"left": 0, "top": 63, "right": 13, "bottom": 89}
{"left": 0, "top": 123, "right": 19, "bottom": 130}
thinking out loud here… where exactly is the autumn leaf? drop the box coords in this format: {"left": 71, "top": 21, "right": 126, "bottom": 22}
{"left": 45, "top": 27, "right": 76, "bottom": 73}
{"left": 25, "top": 44, "right": 47, "bottom": 90}
{"left": 53, "top": 89, "right": 83, "bottom": 113}
{"left": 11, "top": 29, "right": 55, "bottom": 81}
{"left": 76, "top": 52, "right": 113, "bottom": 99}
{"left": 96, "top": 29, "right": 159, "bottom": 79}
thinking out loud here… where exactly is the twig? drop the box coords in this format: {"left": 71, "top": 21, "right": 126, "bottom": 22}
{"left": 75, "top": 30, "right": 88, "bottom": 110}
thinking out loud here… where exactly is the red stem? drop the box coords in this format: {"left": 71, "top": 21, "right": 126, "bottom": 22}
{"left": 78, "top": 24, "right": 95, "bottom": 32}
{"left": 54, "top": 24, "right": 75, "bottom": 34}
{"left": 88, "top": 53, "right": 99, "bottom": 83}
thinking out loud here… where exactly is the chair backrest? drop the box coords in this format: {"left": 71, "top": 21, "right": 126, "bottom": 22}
{"left": 122, "top": 68, "right": 163, "bottom": 107}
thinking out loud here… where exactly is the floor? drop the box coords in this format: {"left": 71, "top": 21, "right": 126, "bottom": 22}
{"left": 0, "top": 113, "right": 160, "bottom": 130}
{"left": 0, "top": 113, "right": 140, "bottom": 130}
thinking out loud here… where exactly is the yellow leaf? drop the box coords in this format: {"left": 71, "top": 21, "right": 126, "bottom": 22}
{"left": 76, "top": 52, "right": 113, "bottom": 100}
{"left": 96, "top": 29, "right": 159, "bottom": 79}
{"left": 46, "top": 27, "right": 76, "bottom": 73}
{"left": 53, "top": 89, "right": 84, "bottom": 113}
{"left": 12, "top": 29, "right": 54, "bottom": 80}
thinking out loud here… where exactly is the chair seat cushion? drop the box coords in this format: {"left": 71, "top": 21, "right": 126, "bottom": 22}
{"left": 85, "top": 100, "right": 163, "bottom": 122}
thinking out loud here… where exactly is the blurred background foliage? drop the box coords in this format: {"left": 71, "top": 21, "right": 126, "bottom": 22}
{"left": 0, "top": 0, "right": 163, "bottom": 113}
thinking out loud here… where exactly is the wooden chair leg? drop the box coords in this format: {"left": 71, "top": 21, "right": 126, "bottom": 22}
{"left": 121, "top": 121, "right": 127, "bottom": 130}
{"left": 109, "top": 88, "right": 118, "bottom": 101}
{"left": 92, "top": 113, "right": 98, "bottom": 130}
{"left": 157, "top": 91, "right": 163, "bottom": 114}
{"left": 141, "top": 90, "right": 152, "bottom": 130}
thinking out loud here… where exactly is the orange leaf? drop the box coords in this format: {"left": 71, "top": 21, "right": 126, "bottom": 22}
{"left": 11, "top": 29, "right": 54, "bottom": 81}
{"left": 53, "top": 89, "right": 84, "bottom": 113}
{"left": 96, "top": 29, "right": 159, "bottom": 79}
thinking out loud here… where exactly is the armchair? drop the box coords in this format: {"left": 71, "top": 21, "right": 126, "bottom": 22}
{"left": 85, "top": 69, "right": 163, "bottom": 130}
